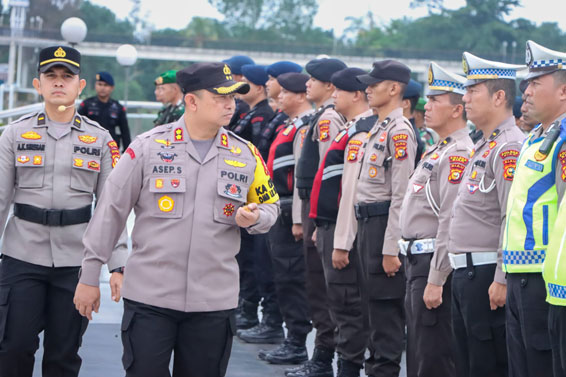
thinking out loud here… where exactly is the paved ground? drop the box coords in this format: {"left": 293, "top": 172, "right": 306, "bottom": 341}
{"left": 30, "top": 278, "right": 406, "bottom": 376}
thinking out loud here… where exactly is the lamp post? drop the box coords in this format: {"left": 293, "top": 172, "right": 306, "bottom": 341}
{"left": 116, "top": 44, "right": 138, "bottom": 109}
{"left": 60, "top": 17, "right": 87, "bottom": 47}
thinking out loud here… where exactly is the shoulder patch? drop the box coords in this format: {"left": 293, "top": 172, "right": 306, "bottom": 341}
{"left": 392, "top": 133, "right": 409, "bottom": 160}
{"left": 448, "top": 155, "right": 469, "bottom": 185}
{"left": 500, "top": 149, "right": 520, "bottom": 159}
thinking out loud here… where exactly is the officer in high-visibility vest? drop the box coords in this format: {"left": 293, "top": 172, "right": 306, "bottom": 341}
{"left": 501, "top": 40, "right": 566, "bottom": 377}
{"left": 516, "top": 41, "right": 566, "bottom": 377}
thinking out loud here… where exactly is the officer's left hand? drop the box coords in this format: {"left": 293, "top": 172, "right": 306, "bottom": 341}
{"left": 488, "top": 281, "right": 507, "bottom": 310}
{"left": 382, "top": 255, "right": 401, "bottom": 277}
{"left": 236, "top": 203, "right": 260, "bottom": 228}
{"left": 110, "top": 272, "right": 123, "bottom": 302}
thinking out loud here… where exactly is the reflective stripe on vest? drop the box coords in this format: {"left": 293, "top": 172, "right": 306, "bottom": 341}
{"left": 544, "top": 199, "right": 566, "bottom": 306}
{"left": 267, "top": 124, "right": 297, "bottom": 196}
{"left": 504, "top": 122, "right": 566, "bottom": 274}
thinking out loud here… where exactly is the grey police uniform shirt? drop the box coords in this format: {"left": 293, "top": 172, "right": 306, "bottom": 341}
{"left": 398, "top": 127, "right": 473, "bottom": 286}
{"left": 354, "top": 107, "right": 417, "bottom": 256}
{"left": 0, "top": 112, "right": 128, "bottom": 270}
{"left": 448, "top": 116, "right": 525, "bottom": 285}
{"left": 79, "top": 117, "right": 280, "bottom": 312}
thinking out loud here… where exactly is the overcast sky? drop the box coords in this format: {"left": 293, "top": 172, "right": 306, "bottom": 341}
{"left": 83, "top": 0, "right": 565, "bottom": 36}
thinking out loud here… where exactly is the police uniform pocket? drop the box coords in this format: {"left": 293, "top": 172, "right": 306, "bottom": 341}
{"left": 0, "top": 287, "right": 10, "bottom": 345}
{"left": 121, "top": 308, "right": 135, "bottom": 370}
{"left": 213, "top": 178, "right": 249, "bottom": 225}
{"left": 365, "top": 152, "right": 386, "bottom": 184}
{"left": 149, "top": 177, "right": 186, "bottom": 219}
{"left": 15, "top": 154, "right": 45, "bottom": 188}
{"left": 421, "top": 308, "right": 438, "bottom": 327}
{"left": 70, "top": 148, "right": 101, "bottom": 193}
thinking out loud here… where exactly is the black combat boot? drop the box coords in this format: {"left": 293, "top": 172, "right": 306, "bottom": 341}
{"left": 235, "top": 299, "right": 259, "bottom": 330}
{"left": 285, "top": 347, "right": 334, "bottom": 377}
{"left": 237, "top": 320, "right": 284, "bottom": 344}
{"left": 262, "top": 334, "right": 308, "bottom": 365}
{"left": 336, "top": 358, "right": 362, "bottom": 377}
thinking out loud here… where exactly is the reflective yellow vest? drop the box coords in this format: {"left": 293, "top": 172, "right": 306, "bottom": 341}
{"left": 503, "top": 124, "right": 566, "bottom": 273}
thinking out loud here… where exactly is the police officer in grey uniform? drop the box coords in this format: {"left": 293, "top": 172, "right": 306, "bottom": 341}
{"left": 400, "top": 62, "right": 473, "bottom": 377}
{"left": 74, "top": 62, "right": 280, "bottom": 377}
{"left": 447, "top": 52, "right": 525, "bottom": 377}
{"left": 0, "top": 46, "right": 127, "bottom": 377}
{"left": 341, "top": 60, "right": 418, "bottom": 377}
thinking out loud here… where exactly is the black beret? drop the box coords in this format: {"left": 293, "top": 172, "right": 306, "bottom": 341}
{"left": 176, "top": 62, "right": 249, "bottom": 95}
{"left": 305, "top": 58, "right": 347, "bottom": 82}
{"left": 357, "top": 60, "right": 411, "bottom": 86}
{"left": 38, "top": 46, "right": 80, "bottom": 74}
{"left": 277, "top": 72, "right": 310, "bottom": 93}
{"left": 266, "top": 61, "right": 303, "bottom": 77}
{"left": 96, "top": 71, "right": 114, "bottom": 86}
{"left": 222, "top": 55, "right": 255, "bottom": 75}
{"left": 241, "top": 64, "right": 269, "bottom": 86}
{"left": 331, "top": 67, "right": 368, "bottom": 92}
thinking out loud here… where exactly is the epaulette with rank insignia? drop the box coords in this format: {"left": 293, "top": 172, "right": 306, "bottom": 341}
{"left": 489, "top": 129, "right": 500, "bottom": 140}
{"left": 349, "top": 115, "right": 378, "bottom": 138}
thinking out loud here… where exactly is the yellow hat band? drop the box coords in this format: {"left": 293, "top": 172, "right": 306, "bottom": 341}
{"left": 40, "top": 58, "right": 80, "bottom": 67}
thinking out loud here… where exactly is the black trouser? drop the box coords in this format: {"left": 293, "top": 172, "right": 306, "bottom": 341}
{"left": 549, "top": 305, "right": 566, "bottom": 377}
{"left": 404, "top": 253, "right": 455, "bottom": 377}
{"left": 451, "top": 263, "right": 507, "bottom": 377}
{"left": 253, "top": 234, "right": 282, "bottom": 324}
{"left": 0, "top": 255, "right": 88, "bottom": 377}
{"left": 236, "top": 231, "right": 261, "bottom": 305}
{"left": 121, "top": 299, "right": 235, "bottom": 377}
{"left": 267, "top": 204, "right": 311, "bottom": 337}
{"left": 357, "top": 216, "right": 405, "bottom": 377}
{"left": 506, "top": 273, "right": 553, "bottom": 377}
{"left": 317, "top": 223, "right": 365, "bottom": 366}
{"left": 301, "top": 200, "right": 335, "bottom": 350}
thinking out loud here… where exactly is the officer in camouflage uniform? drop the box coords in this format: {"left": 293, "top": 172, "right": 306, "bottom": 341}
{"left": 153, "top": 70, "right": 185, "bottom": 127}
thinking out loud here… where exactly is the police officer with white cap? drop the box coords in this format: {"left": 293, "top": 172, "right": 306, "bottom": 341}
{"left": 504, "top": 40, "right": 566, "bottom": 377}
{"left": 401, "top": 62, "right": 473, "bottom": 377}
{"left": 447, "top": 52, "right": 525, "bottom": 377}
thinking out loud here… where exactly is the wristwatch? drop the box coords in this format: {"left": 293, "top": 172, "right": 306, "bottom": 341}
{"left": 110, "top": 267, "right": 125, "bottom": 274}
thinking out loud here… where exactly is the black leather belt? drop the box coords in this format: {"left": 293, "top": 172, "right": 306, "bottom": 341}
{"left": 278, "top": 196, "right": 293, "bottom": 208}
{"left": 314, "top": 219, "right": 334, "bottom": 228}
{"left": 354, "top": 201, "right": 391, "bottom": 220}
{"left": 13, "top": 203, "right": 92, "bottom": 226}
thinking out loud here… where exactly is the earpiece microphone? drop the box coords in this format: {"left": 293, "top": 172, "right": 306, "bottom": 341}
{"left": 57, "top": 104, "right": 75, "bottom": 112}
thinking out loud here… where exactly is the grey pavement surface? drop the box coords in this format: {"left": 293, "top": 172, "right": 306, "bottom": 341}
{"left": 32, "top": 281, "right": 406, "bottom": 377}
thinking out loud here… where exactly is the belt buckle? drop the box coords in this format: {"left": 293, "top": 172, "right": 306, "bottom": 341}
{"left": 44, "top": 209, "right": 62, "bottom": 226}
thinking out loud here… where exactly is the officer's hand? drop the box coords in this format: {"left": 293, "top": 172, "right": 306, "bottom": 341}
{"left": 74, "top": 283, "right": 101, "bottom": 321}
{"left": 423, "top": 283, "right": 443, "bottom": 310}
{"left": 312, "top": 228, "right": 317, "bottom": 246}
{"left": 291, "top": 224, "right": 303, "bottom": 241}
{"left": 488, "top": 281, "right": 507, "bottom": 310}
{"left": 382, "top": 255, "right": 401, "bottom": 277}
{"left": 236, "top": 203, "right": 260, "bottom": 228}
{"left": 110, "top": 272, "right": 123, "bottom": 302}
{"left": 332, "top": 249, "right": 350, "bottom": 270}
